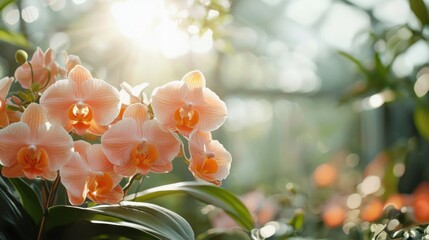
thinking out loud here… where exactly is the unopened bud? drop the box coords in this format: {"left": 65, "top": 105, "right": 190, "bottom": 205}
{"left": 15, "top": 50, "right": 28, "bottom": 65}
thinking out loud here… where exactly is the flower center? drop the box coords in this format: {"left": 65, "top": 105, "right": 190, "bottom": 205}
{"left": 88, "top": 172, "right": 114, "bottom": 196}
{"left": 17, "top": 145, "right": 49, "bottom": 174}
{"left": 198, "top": 153, "right": 218, "bottom": 174}
{"left": 174, "top": 104, "right": 199, "bottom": 134}
{"left": 68, "top": 101, "right": 93, "bottom": 134}
{"left": 130, "top": 141, "right": 159, "bottom": 169}
{"left": 0, "top": 97, "right": 6, "bottom": 112}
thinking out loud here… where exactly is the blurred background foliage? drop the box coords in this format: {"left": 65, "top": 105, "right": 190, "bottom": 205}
{"left": 1, "top": 0, "right": 429, "bottom": 239}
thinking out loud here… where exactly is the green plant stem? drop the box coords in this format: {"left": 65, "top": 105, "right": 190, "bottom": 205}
{"left": 123, "top": 173, "right": 141, "bottom": 197}
{"left": 37, "top": 174, "right": 61, "bottom": 240}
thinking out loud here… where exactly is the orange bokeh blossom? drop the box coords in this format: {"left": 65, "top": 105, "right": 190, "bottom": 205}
{"left": 60, "top": 141, "right": 123, "bottom": 205}
{"left": 40, "top": 65, "right": 120, "bottom": 136}
{"left": 101, "top": 103, "right": 180, "bottom": 176}
{"left": 151, "top": 70, "right": 227, "bottom": 137}
{"left": 0, "top": 103, "right": 73, "bottom": 180}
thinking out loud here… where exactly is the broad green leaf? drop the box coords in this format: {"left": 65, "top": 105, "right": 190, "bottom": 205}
{"left": 47, "top": 220, "right": 159, "bottom": 240}
{"left": 0, "top": 0, "right": 14, "bottom": 11}
{"left": 410, "top": 0, "right": 429, "bottom": 26}
{"left": 0, "top": 176, "right": 37, "bottom": 239}
{"left": 9, "top": 178, "right": 43, "bottom": 224}
{"left": 127, "top": 181, "right": 254, "bottom": 231}
{"left": 414, "top": 105, "right": 429, "bottom": 140}
{"left": 47, "top": 201, "right": 194, "bottom": 240}
{"left": 0, "top": 29, "right": 29, "bottom": 47}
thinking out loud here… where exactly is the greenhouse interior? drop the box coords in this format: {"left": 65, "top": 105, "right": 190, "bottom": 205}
{"left": 1, "top": 0, "right": 429, "bottom": 239}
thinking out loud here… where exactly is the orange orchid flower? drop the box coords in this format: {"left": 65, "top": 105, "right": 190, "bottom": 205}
{"left": 14, "top": 47, "right": 63, "bottom": 91}
{"left": 151, "top": 70, "right": 227, "bottom": 136}
{"left": 39, "top": 65, "right": 121, "bottom": 136}
{"left": 101, "top": 103, "right": 180, "bottom": 176}
{"left": 188, "top": 131, "right": 231, "bottom": 185}
{"left": 0, "top": 103, "right": 73, "bottom": 180}
{"left": 60, "top": 141, "right": 123, "bottom": 205}
{"left": 0, "top": 77, "right": 14, "bottom": 128}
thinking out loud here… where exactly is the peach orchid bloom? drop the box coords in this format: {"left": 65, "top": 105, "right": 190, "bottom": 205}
{"left": 101, "top": 103, "right": 180, "bottom": 176}
{"left": 39, "top": 65, "right": 121, "bottom": 136}
{"left": 151, "top": 70, "right": 227, "bottom": 136}
{"left": 0, "top": 77, "right": 14, "bottom": 128}
{"left": 60, "top": 141, "right": 123, "bottom": 205}
{"left": 0, "top": 103, "right": 73, "bottom": 180}
{"left": 14, "top": 47, "right": 63, "bottom": 91}
{"left": 62, "top": 51, "right": 82, "bottom": 74}
{"left": 188, "top": 131, "right": 231, "bottom": 185}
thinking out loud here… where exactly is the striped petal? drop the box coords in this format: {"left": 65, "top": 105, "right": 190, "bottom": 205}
{"left": 150, "top": 81, "right": 186, "bottom": 130}
{"left": 101, "top": 118, "right": 139, "bottom": 166}
{"left": 60, "top": 153, "right": 90, "bottom": 205}
{"left": 82, "top": 78, "right": 120, "bottom": 126}
{"left": 0, "top": 122, "right": 30, "bottom": 166}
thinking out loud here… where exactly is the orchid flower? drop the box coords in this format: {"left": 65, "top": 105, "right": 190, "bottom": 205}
{"left": 60, "top": 141, "right": 123, "bottom": 205}
{"left": 0, "top": 103, "right": 73, "bottom": 180}
{"left": 101, "top": 103, "right": 180, "bottom": 176}
{"left": 151, "top": 70, "right": 227, "bottom": 136}
{"left": 39, "top": 65, "right": 121, "bottom": 135}
{"left": 0, "top": 77, "right": 14, "bottom": 128}
{"left": 14, "top": 47, "right": 63, "bottom": 91}
{"left": 188, "top": 131, "right": 231, "bottom": 185}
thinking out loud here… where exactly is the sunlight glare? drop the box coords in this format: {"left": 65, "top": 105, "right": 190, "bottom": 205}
{"left": 110, "top": 0, "right": 212, "bottom": 58}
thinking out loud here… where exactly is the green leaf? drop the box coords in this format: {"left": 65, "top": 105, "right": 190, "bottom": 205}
{"left": 289, "top": 209, "right": 304, "bottom": 230}
{"left": 9, "top": 178, "right": 43, "bottom": 224}
{"left": 197, "top": 228, "right": 250, "bottom": 240}
{"left": 0, "top": 0, "right": 15, "bottom": 11}
{"left": 47, "top": 220, "right": 159, "bottom": 240}
{"left": 338, "top": 51, "right": 371, "bottom": 80}
{"left": 0, "top": 175, "right": 37, "bottom": 239}
{"left": 414, "top": 105, "right": 429, "bottom": 140}
{"left": 0, "top": 29, "right": 29, "bottom": 47}
{"left": 127, "top": 181, "right": 254, "bottom": 231}
{"left": 410, "top": 0, "right": 429, "bottom": 26}
{"left": 47, "top": 201, "right": 194, "bottom": 240}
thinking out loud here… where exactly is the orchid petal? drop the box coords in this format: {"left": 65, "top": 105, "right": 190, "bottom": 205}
{"left": 37, "top": 124, "right": 74, "bottom": 171}
{"left": 20, "top": 103, "right": 48, "bottom": 134}
{"left": 60, "top": 153, "right": 90, "bottom": 205}
{"left": 86, "top": 144, "right": 113, "bottom": 172}
{"left": 82, "top": 78, "right": 120, "bottom": 125}
{"left": 0, "top": 77, "right": 13, "bottom": 98}
{"left": 182, "top": 70, "right": 206, "bottom": 89}
{"left": 151, "top": 81, "right": 186, "bottom": 129}
{"left": 101, "top": 118, "right": 139, "bottom": 166}
{"left": 39, "top": 79, "right": 76, "bottom": 131}
{"left": 0, "top": 122, "right": 30, "bottom": 166}
{"left": 194, "top": 88, "right": 227, "bottom": 131}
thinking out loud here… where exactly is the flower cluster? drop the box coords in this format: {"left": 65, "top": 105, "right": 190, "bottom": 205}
{"left": 0, "top": 47, "right": 231, "bottom": 205}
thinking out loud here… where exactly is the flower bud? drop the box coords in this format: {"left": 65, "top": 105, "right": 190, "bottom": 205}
{"left": 15, "top": 50, "right": 28, "bottom": 65}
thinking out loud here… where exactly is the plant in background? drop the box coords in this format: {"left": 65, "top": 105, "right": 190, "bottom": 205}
{"left": 313, "top": 0, "right": 429, "bottom": 238}
{"left": 0, "top": 47, "right": 254, "bottom": 240}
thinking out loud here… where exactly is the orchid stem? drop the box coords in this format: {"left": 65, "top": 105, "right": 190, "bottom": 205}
{"left": 37, "top": 174, "right": 61, "bottom": 240}
{"left": 123, "top": 173, "right": 141, "bottom": 197}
